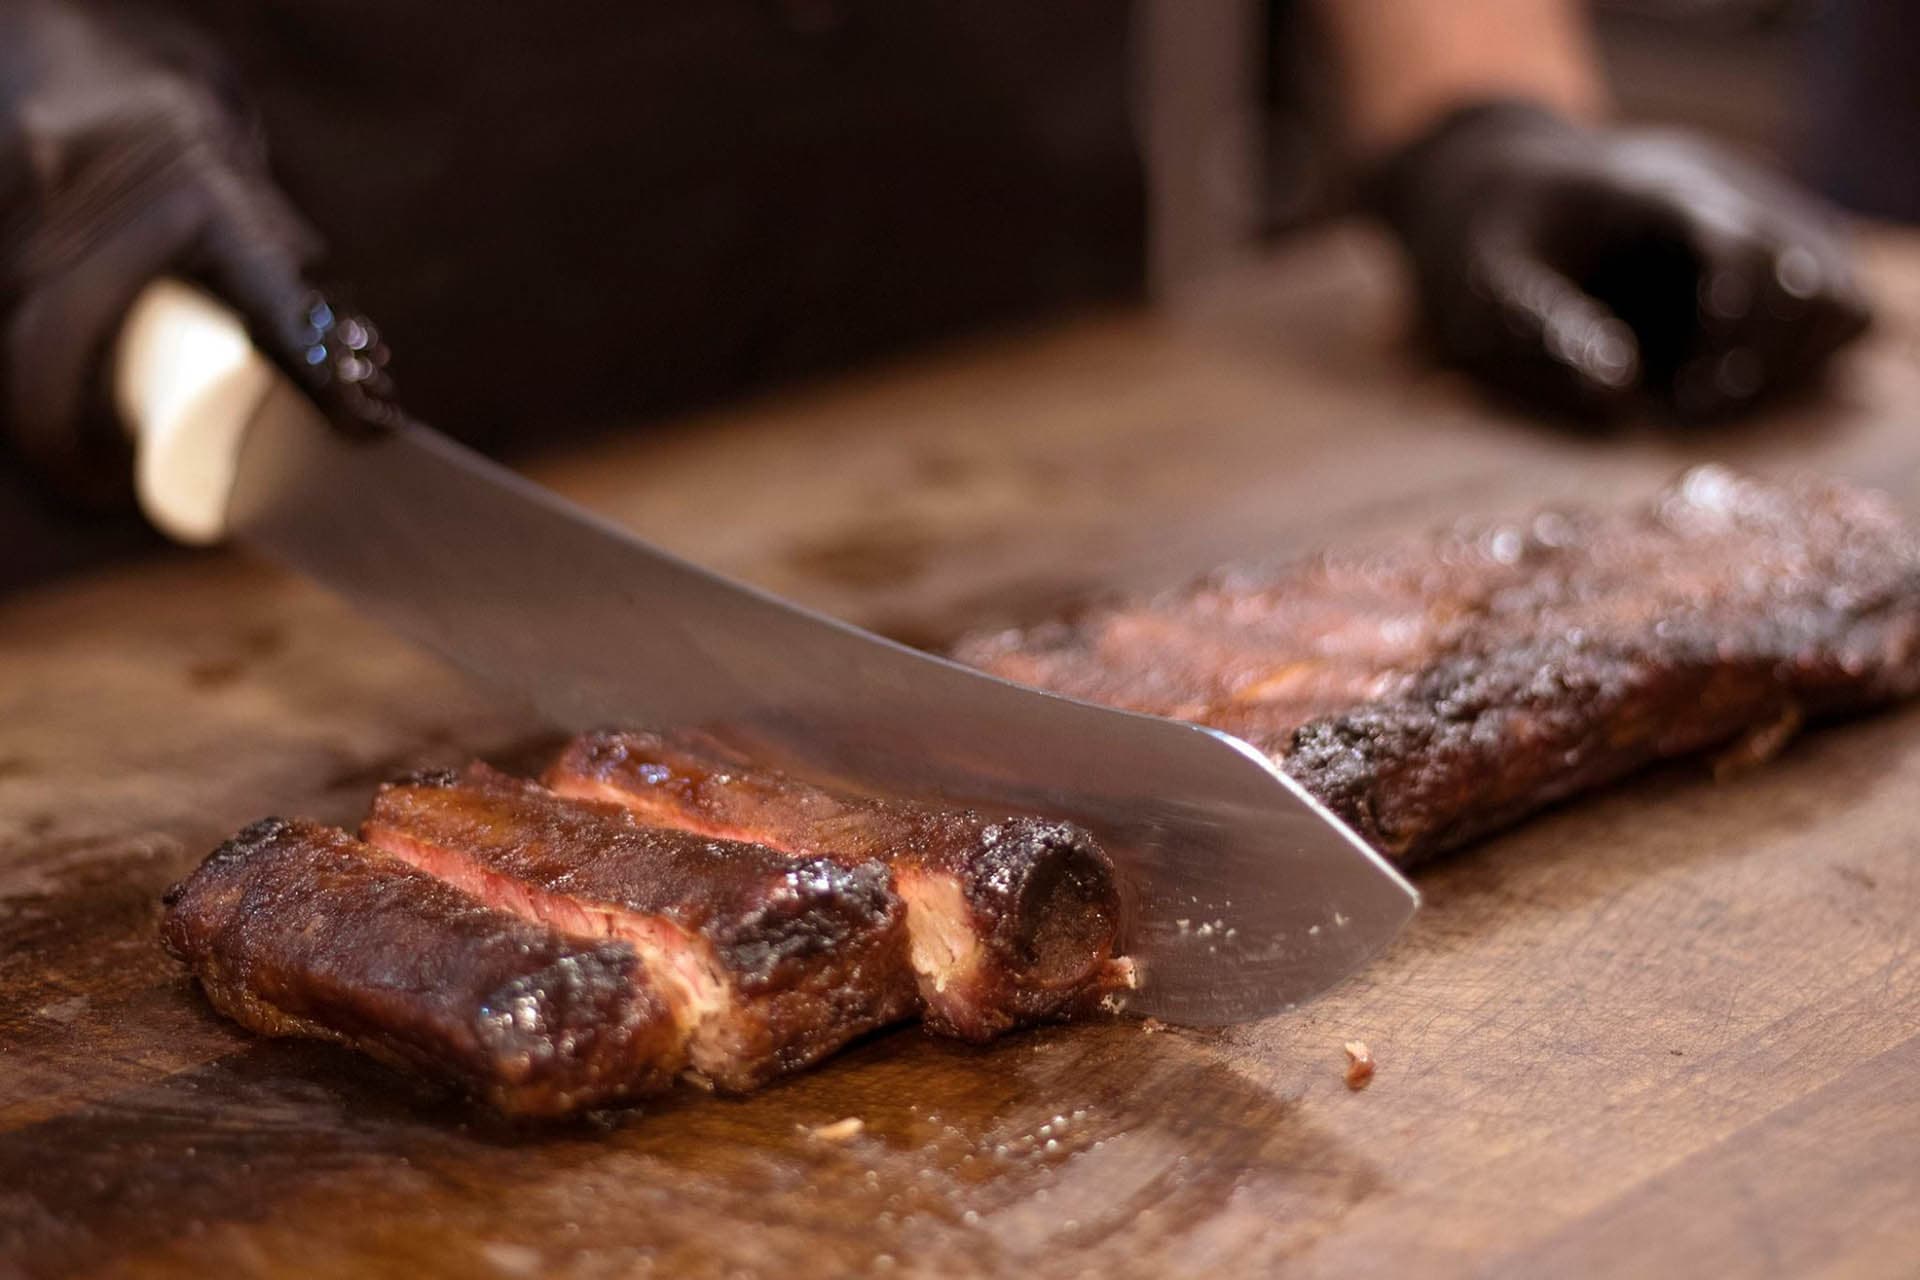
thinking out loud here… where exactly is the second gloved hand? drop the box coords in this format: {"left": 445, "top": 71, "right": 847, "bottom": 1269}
{"left": 1371, "top": 101, "right": 1871, "bottom": 421}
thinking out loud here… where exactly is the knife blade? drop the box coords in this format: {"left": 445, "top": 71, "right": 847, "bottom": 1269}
{"left": 116, "top": 279, "right": 1418, "bottom": 1024}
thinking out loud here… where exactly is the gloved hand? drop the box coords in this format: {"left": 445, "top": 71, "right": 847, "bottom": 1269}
{"left": 0, "top": 0, "right": 393, "bottom": 505}
{"left": 1369, "top": 101, "right": 1871, "bottom": 421}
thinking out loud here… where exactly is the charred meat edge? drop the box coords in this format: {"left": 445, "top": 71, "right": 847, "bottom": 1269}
{"left": 954, "top": 468, "right": 1920, "bottom": 864}
{"left": 362, "top": 765, "right": 917, "bottom": 1090}
{"left": 160, "top": 817, "right": 684, "bottom": 1115}
{"left": 545, "top": 730, "right": 1135, "bottom": 1040}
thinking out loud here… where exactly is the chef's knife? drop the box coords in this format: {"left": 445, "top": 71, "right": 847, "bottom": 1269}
{"left": 113, "top": 279, "right": 1418, "bottom": 1025}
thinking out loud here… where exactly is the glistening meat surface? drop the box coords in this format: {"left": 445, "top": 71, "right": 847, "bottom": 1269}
{"left": 164, "top": 750, "right": 1135, "bottom": 1113}
{"left": 362, "top": 765, "right": 917, "bottom": 1091}
{"left": 160, "top": 819, "right": 684, "bottom": 1116}
{"left": 954, "top": 467, "right": 1920, "bottom": 863}
{"left": 546, "top": 730, "right": 1134, "bottom": 1040}
{"left": 164, "top": 466, "right": 1904, "bottom": 1113}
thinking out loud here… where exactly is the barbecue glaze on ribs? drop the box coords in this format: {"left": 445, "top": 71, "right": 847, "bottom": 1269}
{"left": 163, "top": 467, "right": 1920, "bottom": 1114}
{"left": 362, "top": 765, "right": 917, "bottom": 1090}
{"left": 546, "top": 730, "right": 1133, "bottom": 1040}
{"left": 164, "top": 756, "right": 1127, "bottom": 1112}
{"left": 160, "top": 819, "right": 683, "bottom": 1116}
{"left": 955, "top": 468, "right": 1920, "bottom": 863}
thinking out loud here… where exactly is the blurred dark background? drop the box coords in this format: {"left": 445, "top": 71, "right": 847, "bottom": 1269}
{"left": 4, "top": 0, "right": 1913, "bottom": 591}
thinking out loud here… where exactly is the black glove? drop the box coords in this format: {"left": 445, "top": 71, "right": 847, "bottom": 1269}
{"left": 1369, "top": 101, "right": 1871, "bottom": 421}
{"left": 0, "top": 1, "right": 393, "bottom": 505}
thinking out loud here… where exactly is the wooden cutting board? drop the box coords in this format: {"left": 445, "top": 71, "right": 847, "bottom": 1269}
{"left": 5, "top": 226, "right": 1919, "bottom": 1280}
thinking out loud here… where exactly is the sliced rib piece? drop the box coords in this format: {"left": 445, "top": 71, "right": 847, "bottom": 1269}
{"left": 954, "top": 468, "right": 1920, "bottom": 864}
{"left": 545, "top": 730, "right": 1134, "bottom": 1041}
{"left": 160, "top": 818, "right": 683, "bottom": 1115}
{"left": 362, "top": 766, "right": 916, "bottom": 1090}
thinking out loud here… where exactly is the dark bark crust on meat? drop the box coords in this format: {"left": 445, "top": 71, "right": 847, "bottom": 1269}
{"left": 362, "top": 766, "right": 917, "bottom": 1090}
{"left": 163, "top": 757, "right": 1134, "bottom": 1112}
{"left": 165, "top": 736, "right": 1139, "bottom": 1112}
{"left": 954, "top": 468, "right": 1920, "bottom": 864}
{"left": 160, "top": 819, "right": 683, "bottom": 1116}
{"left": 546, "top": 730, "right": 1132, "bottom": 1039}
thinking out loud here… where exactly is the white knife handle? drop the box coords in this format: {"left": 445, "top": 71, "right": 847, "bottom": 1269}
{"left": 112, "top": 278, "right": 277, "bottom": 545}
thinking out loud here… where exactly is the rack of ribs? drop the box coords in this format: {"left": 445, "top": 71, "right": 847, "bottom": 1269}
{"left": 163, "top": 757, "right": 1131, "bottom": 1113}
{"left": 545, "top": 730, "right": 1133, "bottom": 1041}
{"left": 163, "top": 466, "right": 1920, "bottom": 1113}
{"left": 954, "top": 467, "right": 1920, "bottom": 864}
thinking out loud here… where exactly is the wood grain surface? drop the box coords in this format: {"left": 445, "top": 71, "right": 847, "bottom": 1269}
{"left": 4, "top": 225, "right": 1919, "bottom": 1279}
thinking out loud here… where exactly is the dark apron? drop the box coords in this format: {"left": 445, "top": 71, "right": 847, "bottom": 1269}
{"left": 162, "top": 0, "right": 1146, "bottom": 447}
{"left": 1803, "top": 0, "right": 1920, "bottom": 223}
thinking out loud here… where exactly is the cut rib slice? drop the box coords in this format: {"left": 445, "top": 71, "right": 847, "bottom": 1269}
{"left": 362, "top": 765, "right": 917, "bottom": 1090}
{"left": 160, "top": 818, "right": 685, "bottom": 1115}
{"left": 545, "top": 731, "right": 1134, "bottom": 1041}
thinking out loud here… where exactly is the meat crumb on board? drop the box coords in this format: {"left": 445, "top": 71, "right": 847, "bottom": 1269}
{"left": 1344, "top": 1040, "right": 1375, "bottom": 1090}
{"left": 806, "top": 1117, "right": 866, "bottom": 1142}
